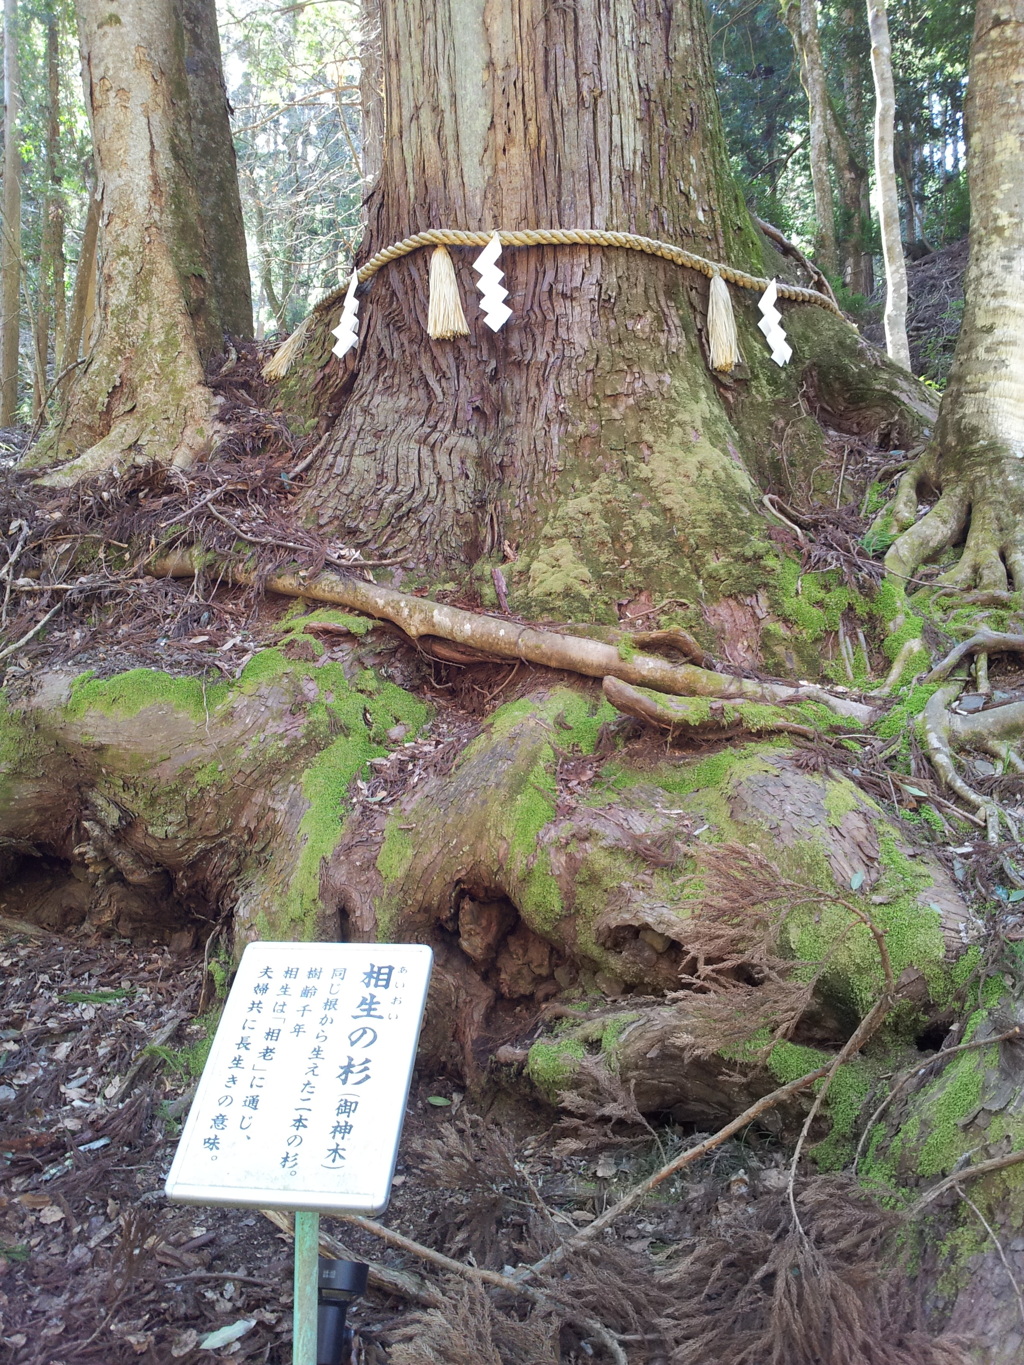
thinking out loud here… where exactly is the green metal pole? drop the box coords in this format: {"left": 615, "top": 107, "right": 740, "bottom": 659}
{"left": 293, "top": 1210, "right": 320, "bottom": 1365}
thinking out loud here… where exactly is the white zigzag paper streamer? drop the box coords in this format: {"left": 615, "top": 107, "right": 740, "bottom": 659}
{"left": 331, "top": 271, "right": 360, "bottom": 358}
{"left": 757, "top": 279, "right": 792, "bottom": 367}
{"left": 472, "top": 232, "right": 513, "bottom": 332}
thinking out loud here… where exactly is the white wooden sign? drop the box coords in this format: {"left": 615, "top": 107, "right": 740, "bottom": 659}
{"left": 165, "top": 943, "right": 433, "bottom": 1215}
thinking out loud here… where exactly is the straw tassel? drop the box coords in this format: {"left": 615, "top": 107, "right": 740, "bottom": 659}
{"left": 262, "top": 312, "right": 313, "bottom": 381}
{"left": 427, "top": 245, "right": 470, "bottom": 339}
{"left": 707, "top": 271, "right": 739, "bottom": 373}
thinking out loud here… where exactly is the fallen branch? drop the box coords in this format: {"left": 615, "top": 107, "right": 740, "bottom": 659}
{"left": 518, "top": 1059, "right": 832, "bottom": 1286}
{"left": 909, "top": 1149, "right": 1024, "bottom": 1218}
{"left": 150, "top": 551, "right": 876, "bottom": 723}
{"left": 337, "top": 1212, "right": 627, "bottom": 1364}
{"left": 260, "top": 1208, "right": 441, "bottom": 1308}
{"left": 0, "top": 599, "right": 66, "bottom": 662}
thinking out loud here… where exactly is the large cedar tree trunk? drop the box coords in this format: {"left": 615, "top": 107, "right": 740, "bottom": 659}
{"left": 24, "top": 0, "right": 251, "bottom": 485}
{"left": 295, "top": 0, "right": 920, "bottom": 624}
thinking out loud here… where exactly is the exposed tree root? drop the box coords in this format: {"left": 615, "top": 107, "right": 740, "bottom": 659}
{"left": 151, "top": 550, "right": 877, "bottom": 722}
{"left": 877, "top": 450, "right": 1024, "bottom": 593}
{"left": 921, "top": 685, "right": 1024, "bottom": 842}
{"left": 925, "top": 631, "right": 1024, "bottom": 683}
{"left": 601, "top": 676, "right": 818, "bottom": 738}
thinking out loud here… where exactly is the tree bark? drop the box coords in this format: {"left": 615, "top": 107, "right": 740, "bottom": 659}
{"left": 290, "top": 0, "right": 925, "bottom": 631}
{"left": 878, "top": 0, "right": 1024, "bottom": 592}
{"left": 179, "top": 0, "right": 253, "bottom": 339}
{"left": 867, "top": 0, "right": 911, "bottom": 368}
{"left": 359, "top": 0, "right": 384, "bottom": 209}
{"left": 1, "top": 0, "right": 22, "bottom": 425}
{"left": 33, "top": 8, "right": 66, "bottom": 422}
{"left": 59, "top": 191, "right": 99, "bottom": 375}
{"left": 297, "top": 0, "right": 775, "bottom": 587}
{"left": 24, "top": 0, "right": 249, "bottom": 483}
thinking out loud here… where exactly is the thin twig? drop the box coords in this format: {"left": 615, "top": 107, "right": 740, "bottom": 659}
{"left": 956, "top": 1184, "right": 1024, "bottom": 1330}
{"left": 0, "top": 599, "right": 65, "bottom": 661}
{"left": 852, "top": 1026, "right": 1022, "bottom": 1173}
{"left": 909, "top": 1149, "right": 1024, "bottom": 1217}
{"left": 519, "top": 1060, "right": 832, "bottom": 1286}
{"left": 260, "top": 1208, "right": 441, "bottom": 1307}
{"left": 786, "top": 989, "right": 893, "bottom": 1238}
{"left": 204, "top": 504, "right": 410, "bottom": 568}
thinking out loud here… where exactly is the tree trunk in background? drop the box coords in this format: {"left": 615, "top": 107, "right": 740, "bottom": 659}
{"left": 59, "top": 191, "right": 98, "bottom": 376}
{"left": 179, "top": 0, "right": 253, "bottom": 338}
{"left": 867, "top": 0, "right": 910, "bottom": 368}
{"left": 24, "top": 0, "right": 248, "bottom": 483}
{"left": 878, "top": 0, "right": 1024, "bottom": 592}
{"left": 1, "top": 0, "right": 21, "bottom": 426}
{"left": 839, "top": 4, "right": 874, "bottom": 298}
{"left": 783, "top": 0, "right": 838, "bottom": 277}
{"left": 33, "top": 8, "right": 65, "bottom": 420}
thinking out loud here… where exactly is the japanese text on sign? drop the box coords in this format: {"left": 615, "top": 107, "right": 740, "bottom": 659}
{"left": 165, "top": 943, "right": 433, "bottom": 1214}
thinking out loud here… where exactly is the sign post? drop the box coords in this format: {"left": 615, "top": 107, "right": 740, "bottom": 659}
{"left": 165, "top": 942, "right": 433, "bottom": 1363}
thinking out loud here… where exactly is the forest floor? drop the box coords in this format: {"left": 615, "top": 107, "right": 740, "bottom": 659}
{"left": 2, "top": 236, "right": 1022, "bottom": 1364}
{"left": 0, "top": 913, "right": 784, "bottom": 1365}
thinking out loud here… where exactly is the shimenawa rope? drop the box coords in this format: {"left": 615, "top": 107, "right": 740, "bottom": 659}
{"left": 264, "top": 226, "right": 843, "bottom": 380}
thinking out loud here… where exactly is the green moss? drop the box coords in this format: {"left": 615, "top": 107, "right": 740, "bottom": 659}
{"left": 150, "top": 1008, "right": 222, "bottom": 1080}
{"left": 376, "top": 822, "right": 415, "bottom": 885}
{"left": 874, "top": 683, "right": 940, "bottom": 740}
{"left": 915, "top": 1049, "right": 989, "bottom": 1177}
{"left": 526, "top": 1036, "right": 586, "bottom": 1098}
{"left": 599, "top": 1012, "right": 639, "bottom": 1063}
{"left": 280, "top": 665, "right": 429, "bottom": 937}
{"left": 278, "top": 606, "right": 374, "bottom": 637}
{"left": 784, "top": 829, "right": 946, "bottom": 1016}
{"left": 66, "top": 668, "right": 228, "bottom": 723}
{"left": 772, "top": 560, "right": 870, "bottom": 643}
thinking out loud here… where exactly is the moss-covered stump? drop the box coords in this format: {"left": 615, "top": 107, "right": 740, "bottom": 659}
{"left": 327, "top": 686, "right": 973, "bottom": 1078}
{"left": 0, "top": 641, "right": 427, "bottom": 943}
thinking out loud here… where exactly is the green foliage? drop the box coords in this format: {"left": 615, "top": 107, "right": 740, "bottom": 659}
{"left": 220, "top": 0, "right": 363, "bottom": 333}
{"left": 59, "top": 987, "right": 131, "bottom": 1004}
{"left": 149, "top": 1010, "right": 223, "bottom": 1081}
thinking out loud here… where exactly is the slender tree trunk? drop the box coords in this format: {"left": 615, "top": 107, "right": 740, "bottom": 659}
{"left": 178, "top": 0, "right": 253, "bottom": 338}
{"left": 33, "top": 8, "right": 65, "bottom": 421}
{"left": 783, "top": 0, "right": 838, "bottom": 277}
{"left": 60, "top": 191, "right": 99, "bottom": 376}
{"left": 867, "top": 0, "right": 910, "bottom": 368}
{"left": 1, "top": 0, "right": 22, "bottom": 425}
{"left": 839, "top": 5, "right": 874, "bottom": 297}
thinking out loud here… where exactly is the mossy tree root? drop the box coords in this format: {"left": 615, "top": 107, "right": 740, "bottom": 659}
{"left": 602, "top": 676, "right": 818, "bottom": 738}
{"left": 921, "top": 685, "right": 1024, "bottom": 843}
{"left": 924, "top": 631, "right": 1024, "bottom": 684}
{"left": 151, "top": 551, "right": 877, "bottom": 723}
{"left": 874, "top": 450, "right": 1024, "bottom": 593}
